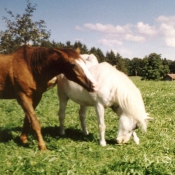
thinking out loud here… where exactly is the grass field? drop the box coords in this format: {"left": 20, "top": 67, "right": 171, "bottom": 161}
{"left": 1, "top": 77, "right": 175, "bottom": 174}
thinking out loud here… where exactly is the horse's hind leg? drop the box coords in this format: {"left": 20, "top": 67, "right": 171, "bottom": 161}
{"left": 58, "top": 96, "right": 69, "bottom": 135}
{"left": 95, "top": 103, "right": 106, "bottom": 146}
{"left": 18, "top": 94, "right": 46, "bottom": 150}
{"left": 79, "top": 105, "right": 88, "bottom": 135}
{"left": 20, "top": 115, "right": 30, "bottom": 144}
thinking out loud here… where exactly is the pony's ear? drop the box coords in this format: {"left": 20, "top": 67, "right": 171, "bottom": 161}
{"left": 75, "top": 47, "right": 81, "bottom": 54}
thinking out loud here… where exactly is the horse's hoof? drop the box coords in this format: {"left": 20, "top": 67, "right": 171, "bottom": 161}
{"left": 59, "top": 129, "right": 65, "bottom": 135}
{"left": 83, "top": 130, "right": 89, "bottom": 135}
{"left": 100, "top": 141, "right": 107, "bottom": 146}
{"left": 20, "top": 135, "right": 28, "bottom": 144}
{"left": 39, "top": 145, "right": 48, "bottom": 151}
{"left": 59, "top": 132, "right": 65, "bottom": 136}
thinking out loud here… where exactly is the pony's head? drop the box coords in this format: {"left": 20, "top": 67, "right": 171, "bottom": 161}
{"left": 54, "top": 49, "right": 98, "bottom": 92}
{"left": 116, "top": 114, "right": 152, "bottom": 144}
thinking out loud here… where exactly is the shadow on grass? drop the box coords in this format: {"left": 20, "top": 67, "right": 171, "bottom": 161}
{"left": 0, "top": 126, "right": 97, "bottom": 144}
{"left": 0, "top": 126, "right": 118, "bottom": 147}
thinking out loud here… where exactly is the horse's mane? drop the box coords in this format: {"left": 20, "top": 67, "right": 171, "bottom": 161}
{"left": 30, "top": 47, "right": 80, "bottom": 73}
{"left": 55, "top": 48, "right": 79, "bottom": 59}
{"left": 14, "top": 46, "right": 81, "bottom": 73}
{"left": 30, "top": 47, "right": 50, "bottom": 73}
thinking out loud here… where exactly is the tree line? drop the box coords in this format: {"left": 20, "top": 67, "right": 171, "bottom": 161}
{"left": 0, "top": 1, "right": 175, "bottom": 80}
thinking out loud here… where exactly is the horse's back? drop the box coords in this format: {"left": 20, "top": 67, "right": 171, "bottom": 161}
{"left": 90, "top": 62, "right": 138, "bottom": 91}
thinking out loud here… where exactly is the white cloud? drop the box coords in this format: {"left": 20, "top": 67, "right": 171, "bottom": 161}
{"left": 75, "top": 15, "right": 175, "bottom": 59}
{"left": 99, "top": 39, "right": 123, "bottom": 47}
{"left": 165, "top": 37, "right": 175, "bottom": 47}
{"left": 125, "top": 34, "right": 145, "bottom": 42}
{"left": 82, "top": 23, "right": 146, "bottom": 46}
{"left": 137, "top": 22, "right": 157, "bottom": 36}
{"left": 84, "top": 23, "right": 127, "bottom": 33}
{"left": 75, "top": 25, "right": 82, "bottom": 30}
{"left": 157, "top": 15, "right": 175, "bottom": 48}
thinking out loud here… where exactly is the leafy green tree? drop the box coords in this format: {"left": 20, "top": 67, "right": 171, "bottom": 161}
{"left": 106, "top": 50, "right": 116, "bottom": 65}
{"left": 90, "top": 47, "right": 105, "bottom": 62}
{"left": 160, "top": 58, "right": 170, "bottom": 77}
{"left": 115, "top": 53, "right": 128, "bottom": 74}
{"left": 123, "top": 58, "right": 131, "bottom": 75}
{"left": 0, "top": 1, "right": 50, "bottom": 53}
{"left": 141, "top": 53, "right": 164, "bottom": 80}
{"left": 130, "top": 57, "right": 143, "bottom": 76}
{"left": 106, "top": 51, "right": 127, "bottom": 74}
{"left": 169, "top": 60, "right": 175, "bottom": 73}
{"left": 74, "top": 41, "right": 88, "bottom": 54}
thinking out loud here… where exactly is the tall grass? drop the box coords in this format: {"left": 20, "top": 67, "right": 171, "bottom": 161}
{"left": 1, "top": 77, "right": 175, "bottom": 174}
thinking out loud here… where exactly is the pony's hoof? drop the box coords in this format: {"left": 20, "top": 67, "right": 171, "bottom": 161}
{"left": 83, "top": 130, "right": 89, "bottom": 135}
{"left": 100, "top": 141, "right": 107, "bottom": 146}
{"left": 60, "top": 132, "right": 65, "bottom": 136}
{"left": 59, "top": 129, "right": 65, "bottom": 135}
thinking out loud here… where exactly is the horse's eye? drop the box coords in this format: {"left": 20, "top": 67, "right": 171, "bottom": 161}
{"left": 71, "top": 64, "right": 76, "bottom": 68}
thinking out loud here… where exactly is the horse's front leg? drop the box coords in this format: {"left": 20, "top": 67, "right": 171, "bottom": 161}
{"left": 95, "top": 103, "right": 106, "bottom": 146}
{"left": 79, "top": 105, "right": 88, "bottom": 135}
{"left": 58, "top": 96, "right": 69, "bottom": 135}
{"left": 18, "top": 93, "right": 46, "bottom": 150}
{"left": 132, "top": 131, "right": 140, "bottom": 144}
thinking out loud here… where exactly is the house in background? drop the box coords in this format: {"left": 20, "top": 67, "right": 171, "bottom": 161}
{"left": 162, "top": 74, "right": 175, "bottom": 81}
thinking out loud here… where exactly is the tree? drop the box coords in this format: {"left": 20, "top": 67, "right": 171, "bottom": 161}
{"left": 160, "top": 58, "right": 170, "bottom": 77}
{"left": 123, "top": 58, "right": 131, "bottom": 75}
{"left": 169, "top": 60, "right": 175, "bottom": 73}
{"left": 130, "top": 57, "right": 143, "bottom": 76}
{"left": 106, "top": 50, "right": 116, "bottom": 65}
{"left": 141, "top": 53, "right": 165, "bottom": 80}
{"left": 74, "top": 41, "right": 88, "bottom": 54}
{"left": 90, "top": 47, "right": 105, "bottom": 62}
{"left": 0, "top": 1, "right": 50, "bottom": 53}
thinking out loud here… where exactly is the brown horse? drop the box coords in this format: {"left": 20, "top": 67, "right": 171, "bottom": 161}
{"left": 0, "top": 45, "right": 97, "bottom": 150}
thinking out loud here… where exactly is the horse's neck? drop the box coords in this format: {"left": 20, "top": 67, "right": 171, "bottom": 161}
{"left": 34, "top": 58, "right": 63, "bottom": 84}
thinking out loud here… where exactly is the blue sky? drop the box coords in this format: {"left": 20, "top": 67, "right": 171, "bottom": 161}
{"left": 1, "top": 0, "right": 175, "bottom": 60}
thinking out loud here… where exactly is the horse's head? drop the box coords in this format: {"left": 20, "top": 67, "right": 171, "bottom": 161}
{"left": 54, "top": 49, "right": 98, "bottom": 92}
{"left": 116, "top": 114, "right": 152, "bottom": 144}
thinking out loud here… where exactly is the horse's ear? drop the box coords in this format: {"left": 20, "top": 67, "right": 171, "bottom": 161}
{"left": 75, "top": 47, "right": 81, "bottom": 54}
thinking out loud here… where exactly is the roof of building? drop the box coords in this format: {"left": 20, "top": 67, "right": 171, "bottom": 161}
{"left": 166, "top": 74, "right": 175, "bottom": 79}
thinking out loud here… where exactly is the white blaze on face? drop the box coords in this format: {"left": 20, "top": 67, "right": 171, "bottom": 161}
{"left": 75, "top": 59, "right": 98, "bottom": 91}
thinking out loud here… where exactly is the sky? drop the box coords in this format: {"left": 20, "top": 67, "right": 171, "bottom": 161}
{"left": 1, "top": 0, "right": 175, "bottom": 60}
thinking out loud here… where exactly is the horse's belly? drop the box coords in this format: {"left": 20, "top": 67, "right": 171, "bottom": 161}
{"left": 0, "top": 79, "right": 15, "bottom": 99}
{"left": 0, "top": 87, "right": 16, "bottom": 99}
{"left": 64, "top": 85, "right": 96, "bottom": 106}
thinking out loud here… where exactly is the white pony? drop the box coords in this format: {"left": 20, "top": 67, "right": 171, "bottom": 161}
{"left": 57, "top": 59, "right": 151, "bottom": 146}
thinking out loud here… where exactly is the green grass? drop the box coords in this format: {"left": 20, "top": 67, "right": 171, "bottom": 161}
{"left": 1, "top": 77, "right": 175, "bottom": 174}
